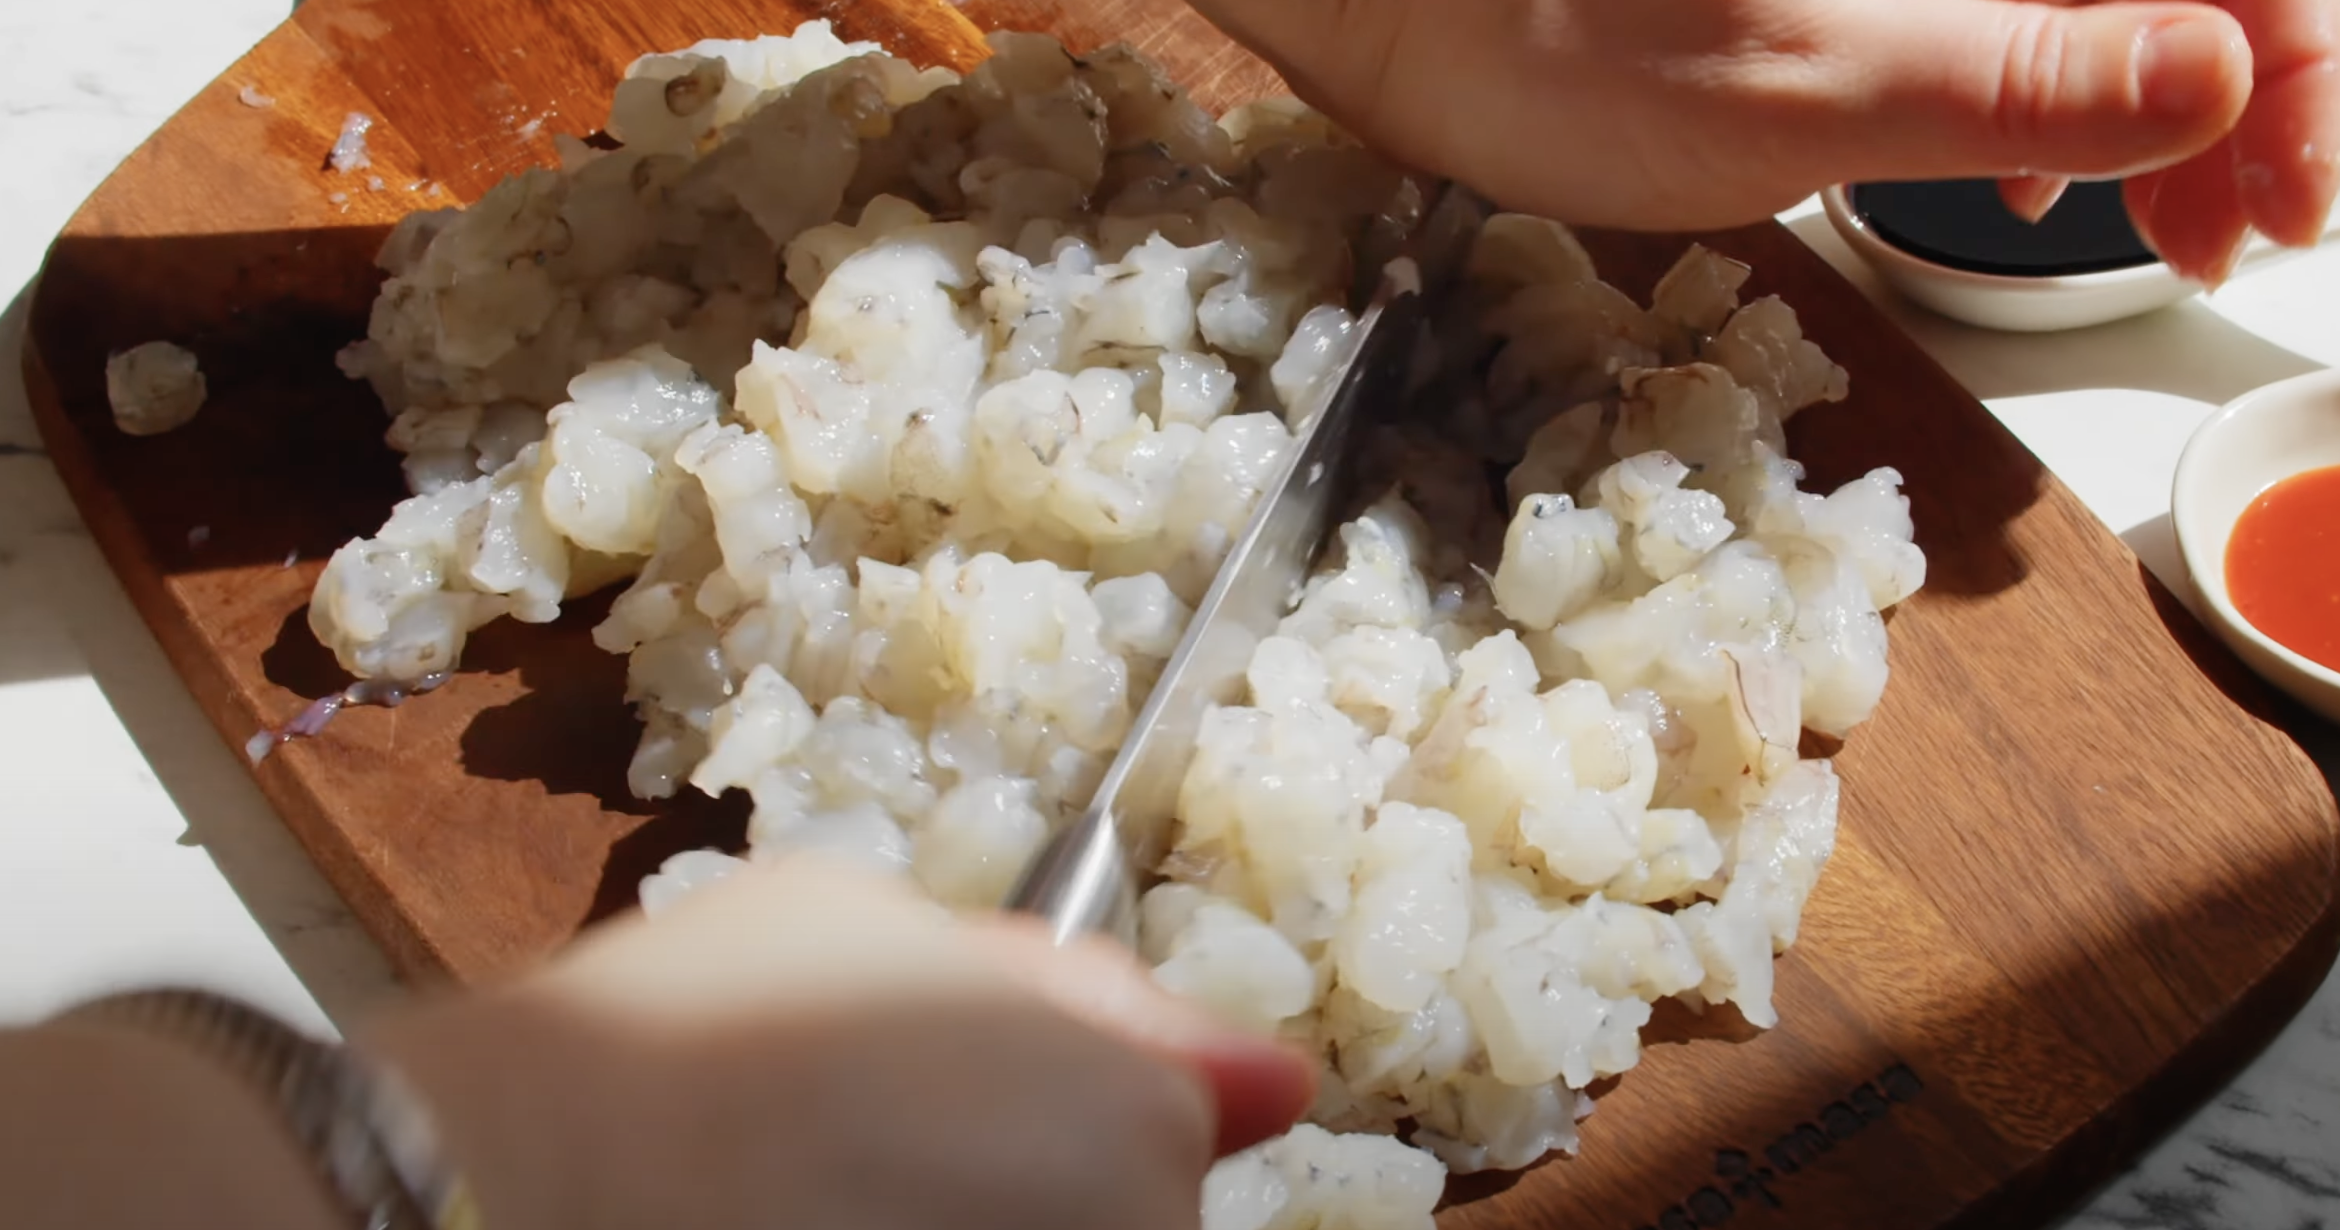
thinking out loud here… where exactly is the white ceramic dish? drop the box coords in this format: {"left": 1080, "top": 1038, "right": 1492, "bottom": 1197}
{"left": 2171, "top": 366, "right": 2340, "bottom": 724}
{"left": 1820, "top": 183, "right": 2336, "bottom": 333}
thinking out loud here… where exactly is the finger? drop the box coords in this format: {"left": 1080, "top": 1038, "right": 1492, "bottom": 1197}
{"left": 2218, "top": 0, "right": 2340, "bottom": 245}
{"left": 2234, "top": 64, "right": 2340, "bottom": 244}
{"left": 549, "top": 854, "right": 978, "bottom": 1019}
{"left": 2140, "top": 138, "right": 2257, "bottom": 282}
{"left": 581, "top": 856, "right": 1315, "bottom": 1155}
{"left": 1182, "top": 0, "right": 1416, "bottom": 144}
{"left": 2123, "top": 162, "right": 2176, "bottom": 258}
{"left": 968, "top": 918, "right": 1317, "bottom": 1157}
{"left": 1848, "top": 2, "right": 2252, "bottom": 181}
{"left": 1999, "top": 172, "right": 2074, "bottom": 220}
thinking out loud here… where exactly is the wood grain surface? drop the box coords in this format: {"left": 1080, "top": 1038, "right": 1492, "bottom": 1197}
{"left": 22, "top": 1, "right": 2340, "bottom": 1228}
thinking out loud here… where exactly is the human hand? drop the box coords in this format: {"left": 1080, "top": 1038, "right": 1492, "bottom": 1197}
{"left": 1186, "top": 0, "right": 2338, "bottom": 284}
{"left": 357, "top": 856, "right": 1314, "bottom": 1230}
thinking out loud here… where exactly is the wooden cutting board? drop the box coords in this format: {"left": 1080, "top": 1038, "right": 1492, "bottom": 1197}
{"left": 22, "top": 0, "right": 2340, "bottom": 1226}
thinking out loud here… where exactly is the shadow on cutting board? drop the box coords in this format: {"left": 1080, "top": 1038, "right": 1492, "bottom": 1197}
{"left": 250, "top": 566, "right": 754, "bottom": 932}
{"left": 27, "top": 226, "right": 406, "bottom": 583}
{"left": 2141, "top": 560, "right": 2340, "bottom": 783}
{"left": 454, "top": 594, "right": 753, "bottom": 923}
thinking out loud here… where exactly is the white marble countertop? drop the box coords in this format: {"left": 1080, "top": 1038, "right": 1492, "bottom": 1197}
{"left": 3, "top": 1, "right": 2337, "bottom": 1225}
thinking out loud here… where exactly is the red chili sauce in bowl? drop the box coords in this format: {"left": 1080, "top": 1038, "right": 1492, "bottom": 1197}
{"left": 2224, "top": 464, "right": 2340, "bottom": 673}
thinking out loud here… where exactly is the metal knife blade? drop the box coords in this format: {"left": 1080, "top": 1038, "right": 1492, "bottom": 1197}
{"left": 1002, "top": 181, "right": 1493, "bottom": 947}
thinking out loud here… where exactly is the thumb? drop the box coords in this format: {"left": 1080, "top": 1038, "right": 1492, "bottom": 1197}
{"left": 966, "top": 917, "right": 1317, "bottom": 1158}
{"left": 1851, "top": 1, "right": 2252, "bottom": 181}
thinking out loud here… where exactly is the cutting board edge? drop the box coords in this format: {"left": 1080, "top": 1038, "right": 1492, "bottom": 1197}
{"left": 1948, "top": 887, "right": 2340, "bottom": 1230}
{"left": 1945, "top": 536, "right": 2340, "bottom": 1230}
{"left": 18, "top": 327, "right": 448, "bottom": 984}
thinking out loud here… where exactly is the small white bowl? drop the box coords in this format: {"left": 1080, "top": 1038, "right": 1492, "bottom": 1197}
{"left": 1819, "top": 184, "right": 2333, "bottom": 333}
{"left": 2171, "top": 367, "right": 2340, "bottom": 724}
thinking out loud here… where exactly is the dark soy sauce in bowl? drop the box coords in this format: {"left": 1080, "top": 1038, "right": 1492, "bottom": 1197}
{"left": 1846, "top": 179, "right": 2158, "bottom": 279}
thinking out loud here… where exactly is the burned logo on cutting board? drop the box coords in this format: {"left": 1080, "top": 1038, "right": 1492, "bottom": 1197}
{"left": 1634, "top": 1061, "right": 1926, "bottom": 1229}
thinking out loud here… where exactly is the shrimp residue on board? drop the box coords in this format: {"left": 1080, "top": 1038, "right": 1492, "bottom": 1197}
{"left": 329, "top": 112, "right": 374, "bottom": 172}
{"left": 244, "top": 671, "right": 452, "bottom": 765}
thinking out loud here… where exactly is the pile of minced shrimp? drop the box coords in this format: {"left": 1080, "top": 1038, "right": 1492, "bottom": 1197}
{"left": 299, "top": 22, "right": 1924, "bottom": 1227}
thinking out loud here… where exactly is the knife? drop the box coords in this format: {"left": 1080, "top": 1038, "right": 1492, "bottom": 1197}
{"left": 1002, "top": 180, "right": 1494, "bottom": 948}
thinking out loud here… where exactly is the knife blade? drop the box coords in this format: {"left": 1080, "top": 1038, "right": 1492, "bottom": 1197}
{"left": 1002, "top": 181, "right": 1494, "bottom": 947}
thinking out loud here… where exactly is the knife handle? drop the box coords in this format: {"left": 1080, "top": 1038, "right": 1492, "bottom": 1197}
{"left": 1000, "top": 807, "right": 1139, "bottom": 949}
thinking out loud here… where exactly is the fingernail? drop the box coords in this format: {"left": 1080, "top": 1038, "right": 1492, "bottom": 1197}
{"left": 2127, "top": 190, "right": 2166, "bottom": 262}
{"left": 2004, "top": 176, "right": 2070, "bottom": 224}
{"left": 2236, "top": 159, "right": 2278, "bottom": 208}
{"left": 2138, "top": 18, "right": 2242, "bottom": 120}
{"left": 2200, "top": 227, "right": 2253, "bottom": 290}
{"left": 2133, "top": 219, "right": 2164, "bottom": 263}
{"left": 2233, "top": 162, "right": 2295, "bottom": 245}
{"left": 2238, "top": 149, "right": 2340, "bottom": 249}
